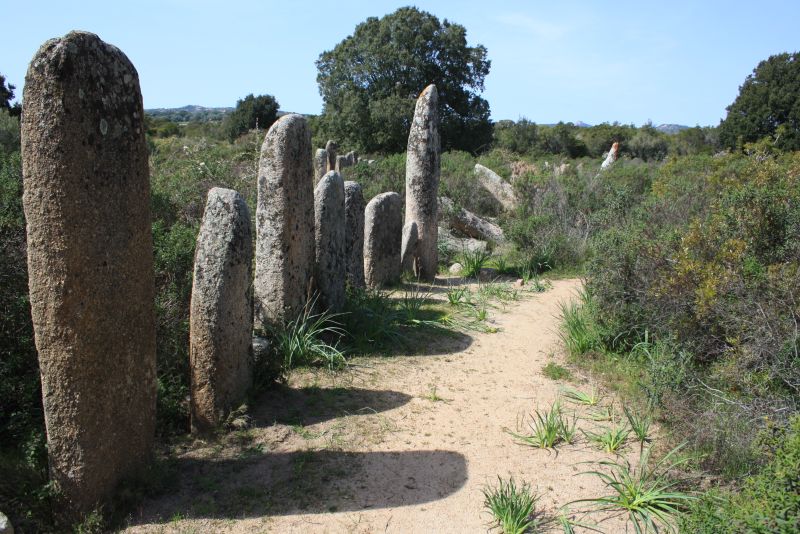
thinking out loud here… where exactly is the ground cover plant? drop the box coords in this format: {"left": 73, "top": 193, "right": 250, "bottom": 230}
{"left": 482, "top": 477, "right": 541, "bottom": 534}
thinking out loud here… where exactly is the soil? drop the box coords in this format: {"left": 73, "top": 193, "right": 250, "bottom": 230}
{"left": 123, "top": 278, "right": 632, "bottom": 533}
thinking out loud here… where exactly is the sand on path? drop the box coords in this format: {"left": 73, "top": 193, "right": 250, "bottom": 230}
{"left": 124, "top": 278, "right": 630, "bottom": 533}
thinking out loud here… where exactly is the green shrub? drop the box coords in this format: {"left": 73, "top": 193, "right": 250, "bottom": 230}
{"left": 681, "top": 416, "right": 800, "bottom": 533}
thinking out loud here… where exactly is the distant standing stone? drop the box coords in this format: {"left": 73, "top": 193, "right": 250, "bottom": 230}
{"left": 364, "top": 192, "right": 403, "bottom": 288}
{"left": 325, "top": 140, "right": 338, "bottom": 173}
{"left": 314, "top": 171, "right": 346, "bottom": 312}
{"left": 254, "top": 114, "right": 315, "bottom": 330}
{"left": 314, "top": 148, "right": 328, "bottom": 183}
{"left": 344, "top": 181, "right": 365, "bottom": 288}
{"left": 190, "top": 187, "right": 253, "bottom": 434}
{"left": 404, "top": 85, "right": 441, "bottom": 282}
{"left": 21, "top": 31, "right": 157, "bottom": 513}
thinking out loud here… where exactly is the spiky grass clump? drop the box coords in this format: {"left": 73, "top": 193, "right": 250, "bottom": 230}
{"left": 562, "top": 385, "right": 602, "bottom": 406}
{"left": 508, "top": 402, "right": 576, "bottom": 449}
{"left": 572, "top": 445, "right": 695, "bottom": 533}
{"left": 461, "top": 247, "right": 493, "bottom": 278}
{"left": 583, "top": 424, "right": 630, "bottom": 454}
{"left": 483, "top": 477, "right": 540, "bottom": 534}
{"left": 271, "top": 304, "right": 346, "bottom": 373}
{"left": 558, "top": 290, "right": 604, "bottom": 356}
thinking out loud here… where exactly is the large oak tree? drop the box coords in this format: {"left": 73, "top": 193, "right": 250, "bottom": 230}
{"left": 316, "top": 7, "right": 492, "bottom": 154}
{"left": 720, "top": 52, "right": 800, "bottom": 151}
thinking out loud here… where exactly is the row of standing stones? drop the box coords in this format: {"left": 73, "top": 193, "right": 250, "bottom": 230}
{"left": 18, "top": 31, "right": 441, "bottom": 516}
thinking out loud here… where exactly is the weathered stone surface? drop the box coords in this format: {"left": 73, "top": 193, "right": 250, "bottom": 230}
{"left": 449, "top": 262, "right": 464, "bottom": 275}
{"left": 21, "top": 31, "right": 156, "bottom": 513}
{"left": 364, "top": 192, "right": 402, "bottom": 288}
{"left": 474, "top": 163, "right": 517, "bottom": 210}
{"left": 325, "top": 140, "right": 338, "bottom": 172}
{"left": 601, "top": 141, "right": 620, "bottom": 169}
{"left": 344, "top": 181, "right": 365, "bottom": 288}
{"left": 190, "top": 188, "right": 253, "bottom": 434}
{"left": 0, "top": 511, "right": 13, "bottom": 534}
{"left": 254, "top": 114, "right": 315, "bottom": 329}
{"left": 439, "top": 228, "right": 489, "bottom": 254}
{"left": 400, "top": 222, "right": 419, "bottom": 274}
{"left": 404, "top": 85, "right": 441, "bottom": 281}
{"left": 314, "top": 148, "right": 328, "bottom": 183}
{"left": 335, "top": 150, "right": 358, "bottom": 171}
{"left": 314, "top": 171, "right": 346, "bottom": 312}
{"left": 438, "top": 197, "right": 505, "bottom": 243}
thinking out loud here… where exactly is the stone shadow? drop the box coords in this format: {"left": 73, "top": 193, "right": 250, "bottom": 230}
{"left": 128, "top": 449, "right": 468, "bottom": 523}
{"left": 250, "top": 385, "right": 412, "bottom": 427}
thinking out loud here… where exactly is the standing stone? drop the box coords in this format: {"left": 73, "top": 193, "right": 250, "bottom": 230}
{"left": 364, "top": 192, "right": 402, "bottom": 288}
{"left": 21, "top": 31, "right": 156, "bottom": 513}
{"left": 314, "top": 171, "right": 346, "bottom": 312}
{"left": 401, "top": 222, "right": 419, "bottom": 275}
{"left": 403, "top": 85, "right": 441, "bottom": 282}
{"left": 601, "top": 141, "right": 620, "bottom": 170}
{"left": 254, "top": 114, "right": 315, "bottom": 330}
{"left": 325, "top": 140, "right": 338, "bottom": 172}
{"left": 344, "top": 181, "right": 365, "bottom": 288}
{"left": 314, "top": 148, "right": 328, "bottom": 183}
{"left": 190, "top": 188, "right": 253, "bottom": 434}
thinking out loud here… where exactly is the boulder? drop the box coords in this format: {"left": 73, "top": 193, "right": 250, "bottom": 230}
{"left": 438, "top": 197, "right": 505, "bottom": 243}
{"left": 344, "top": 181, "right": 366, "bottom": 288}
{"left": 364, "top": 192, "right": 402, "bottom": 288}
{"left": 314, "top": 171, "right": 346, "bottom": 312}
{"left": 474, "top": 163, "right": 517, "bottom": 210}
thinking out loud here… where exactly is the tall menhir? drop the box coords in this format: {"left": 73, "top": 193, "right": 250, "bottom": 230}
{"left": 21, "top": 31, "right": 157, "bottom": 513}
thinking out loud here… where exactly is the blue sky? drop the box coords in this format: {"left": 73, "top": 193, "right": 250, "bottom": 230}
{"left": 2, "top": 0, "right": 798, "bottom": 126}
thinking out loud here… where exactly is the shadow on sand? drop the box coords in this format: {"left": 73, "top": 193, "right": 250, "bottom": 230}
{"left": 250, "top": 385, "right": 413, "bottom": 427}
{"left": 129, "top": 448, "right": 468, "bottom": 523}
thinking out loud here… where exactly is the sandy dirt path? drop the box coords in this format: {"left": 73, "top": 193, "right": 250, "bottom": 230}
{"left": 124, "top": 278, "right": 630, "bottom": 533}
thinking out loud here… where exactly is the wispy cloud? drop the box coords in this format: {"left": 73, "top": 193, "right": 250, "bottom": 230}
{"left": 494, "top": 13, "right": 570, "bottom": 41}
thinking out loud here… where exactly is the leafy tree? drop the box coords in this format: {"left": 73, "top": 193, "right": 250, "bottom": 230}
{"left": 316, "top": 7, "right": 492, "bottom": 154}
{"left": 493, "top": 119, "right": 539, "bottom": 155}
{"left": 0, "top": 74, "right": 21, "bottom": 117}
{"left": 538, "top": 122, "right": 588, "bottom": 158}
{"left": 719, "top": 52, "right": 800, "bottom": 151}
{"left": 223, "top": 93, "right": 279, "bottom": 141}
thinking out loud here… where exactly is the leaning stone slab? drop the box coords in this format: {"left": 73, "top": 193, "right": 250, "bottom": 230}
{"left": 314, "top": 171, "right": 346, "bottom": 312}
{"left": 190, "top": 187, "right": 253, "bottom": 434}
{"left": 344, "top": 181, "right": 365, "bottom": 288}
{"left": 474, "top": 163, "right": 518, "bottom": 210}
{"left": 21, "top": 31, "right": 156, "bottom": 513}
{"left": 364, "top": 192, "right": 402, "bottom": 288}
{"left": 314, "top": 148, "right": 328, "bottom": 183}
{"left": 404, "top": 84, "right": 441, "bottom": 282}
{"left": 254, "top": 114, "right": 315, "bottom": 330}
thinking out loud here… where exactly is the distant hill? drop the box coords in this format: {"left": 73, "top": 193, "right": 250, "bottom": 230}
{"left": 145, "top": 105, "right": 305, "bottom": 123}
{"left": 145, "top": 105, "right": 233, "bottom": 123}
{"left": 655, "top": 124, "right": 690, "bottom": 134}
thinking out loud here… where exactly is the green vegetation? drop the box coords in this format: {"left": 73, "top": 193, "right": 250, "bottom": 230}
{"left": 719, "top": 52, "right": 800, "bottom": 151}
{"left": 222, "top": 93, "right": 279, "bottom": 141}
{"left": 315, "top": 7, "right": 492, "bottom": 154}
{"left": 542, "top": 362, "right": 572, "bottom": 381}
{"left": 482, "top": 477, "right": 541, "bottom": 534}
{"left": 572, "top": 445, "right": 695, "bottom": 534}
{"left": 507, "top": 401, "right": 576, "bottom": 449}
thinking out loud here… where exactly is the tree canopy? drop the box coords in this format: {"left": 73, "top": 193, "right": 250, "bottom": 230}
{"left": 223, "top": 93, "right": 279, "bottom": 141}
{"left": 719, "top": 52, "right": 800, "bottom": 151}
{"left": 0, "top": 74, "right": 21, "bottom": 117}
{"left": 315, "top": 7, "right": 492, "bottom": 154}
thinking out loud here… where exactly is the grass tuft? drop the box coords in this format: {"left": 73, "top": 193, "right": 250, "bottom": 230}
{"left": 483, "top": 477, "right": 540, "bottom": 534}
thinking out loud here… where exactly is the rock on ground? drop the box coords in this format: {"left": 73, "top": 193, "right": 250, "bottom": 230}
{"left": 190, "top": 187, "right": 253, "bottom": 434}
{"left": 254, "top": 114, "right": 315, "bottom": 330}
{"left": 474, "top": 163, "right": 517, "bottom": 210}
{"left": 314, "top": 148, "right": 327, "bottom": 183}
{"left": 438, "top": 197, "right": 505, "bottom": 243}
{"left": 21, "top": 31, "right": 157, "bottom": 514}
